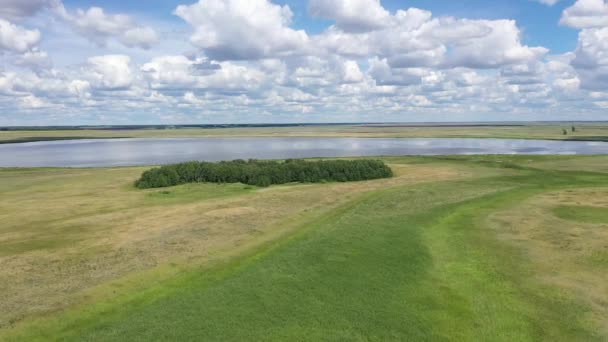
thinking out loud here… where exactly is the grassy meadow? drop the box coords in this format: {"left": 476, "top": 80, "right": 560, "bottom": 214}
{"left": 2, "top": 123, "right": 608, "bottom": 143}
{"left": 1, "top": 155, "right": 608, "bottom": 340}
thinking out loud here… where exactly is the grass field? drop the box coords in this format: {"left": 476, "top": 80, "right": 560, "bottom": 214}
{"left": 1, "top": 155, "right": 608, "bottom": 340}
{"left": 2, "top": 123, "right": 608, "bottom": 143}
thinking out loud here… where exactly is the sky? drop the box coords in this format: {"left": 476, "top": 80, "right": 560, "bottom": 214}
{"left": 0, "top": 0, "right": 607, "bottom": 125}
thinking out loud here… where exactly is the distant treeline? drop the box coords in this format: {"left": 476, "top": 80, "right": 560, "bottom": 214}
{"left": 0, "top": 123, "right": 357, "bottom": 131}
{"left": 135, "top": 159, "right": 393, "bottom": 188}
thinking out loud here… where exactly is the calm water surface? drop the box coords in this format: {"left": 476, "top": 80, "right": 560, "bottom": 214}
{"left": 1, "top": 137, "right": 608, "bottom": 167}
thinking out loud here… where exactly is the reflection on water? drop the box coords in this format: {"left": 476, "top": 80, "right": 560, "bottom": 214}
{"left": 1, "top": 137, "right": 607, "bottom": 167}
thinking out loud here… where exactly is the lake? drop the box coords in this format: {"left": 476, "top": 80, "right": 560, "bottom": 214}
{"left": 1, "top": 137, "right": 608, "bottom": 167}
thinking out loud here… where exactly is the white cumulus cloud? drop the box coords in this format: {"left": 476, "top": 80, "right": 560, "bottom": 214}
{"left": 86, "top": 55, "right": 133, "bottom": 90}
{"left": 571, "top": 27, "right": 608, "bottom": 89}
{"left": 0, "top": 19, "right": 40, "bottom": 52}
{"left": 560, "top": 0, "right": 608, "bottom": 29}
{"left": 561, "top": 0, "right": 608, "bottom": 90}
{"left": 55, "top": 5, "right": 159, "bottom": 49}
{"left": 174, "top": 0, "right": 309, "bottom": 60}
{"left": 308, "top": 0, "right": 390, "bottom": 33}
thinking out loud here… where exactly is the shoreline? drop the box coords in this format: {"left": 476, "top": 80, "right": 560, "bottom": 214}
{"left": 1, "top": 135, "right": 608, "bottom": 145}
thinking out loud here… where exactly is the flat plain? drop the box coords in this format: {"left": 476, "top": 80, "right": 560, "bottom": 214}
{"left": 1, "top": 152, "right": 607, "bottom": 341}
{"left": 2, "top": 123, "right": 608, "bottom": 143}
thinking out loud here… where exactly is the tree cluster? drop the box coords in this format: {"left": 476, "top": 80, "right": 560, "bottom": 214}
{"left": 135, "top": 159, "right": 393, "bottom": 189}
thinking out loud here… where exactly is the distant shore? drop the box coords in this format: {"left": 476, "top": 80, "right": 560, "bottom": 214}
{"left": 1, "top": 123, "right": 607, "bottom": 144}
{"left": 2, "top": 121, "right": 607, "bottom": 131}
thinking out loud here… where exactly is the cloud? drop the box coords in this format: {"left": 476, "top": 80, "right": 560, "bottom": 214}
{"left": 561, "top": 0, "right": 608, "bottom": 90}
{"left": 308, "top": 0, "right": 390, "bottom": 33}
{"left": 198, "top": 62, "right": 265, "bottom": 91}
{"left": 368, "top": 58, "right": 422, "bottom": 86}
{"left": 121, "top": 27, "right": 159, "bottom": 49}
{"left": 533, "top": 0, "right": 561, "bottom": 5}
{"left": 141, "top": 54, "right": 265, "bottom": 93}
{"left": 571, "top": 27, "right": 608, "bottom": 89}
{"left": 55, "top": 5, "right": 159, "bottom": 49}
{"left": 0, "top": 0, "right": 159, "bottom": 49}
{"left": 340, "top": 60, "right": 364, "bottom": 83}
{"left": 86, "top": 55, "right": 133, "bottom": 90}
{"left": 0, "top": 72, "right": 17, "bottom": 95}
{"left": 0, "top": 0, "right": 58, "bottom": 21}
{"left": 0, "top": 19, "right": 40, "bottom": 52}
{"left": 1, "top": 0, "right": 606, "bottom": 123}
{"left": 142, "top": 55, "right": 197, "bottom": 88}
{"left": 560, "top": 0, "right": 608, "bottom": 29}
{"left": 19, "top": 94, "right": 50, "bottom": 108}
{"left": 182, "top": 91, "right": 205, "bottom": 105}
{"left": 0, "top": 1, "right": 160, "bottom": 51}
{"left": 14, "top": 48, "right": 52, "bottom": 70}
{"left": 174, "top": 0, "right": 309, "bottom": 60}
{"left": 438, "top": 19, "right": 548, "bottom": 68}
{"left": 317, "top": 9, "right": 546, "bottom": 69}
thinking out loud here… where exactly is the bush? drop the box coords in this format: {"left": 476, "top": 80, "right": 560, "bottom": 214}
{"left": 135, "top": 159, "right": 393, "bottom": 189}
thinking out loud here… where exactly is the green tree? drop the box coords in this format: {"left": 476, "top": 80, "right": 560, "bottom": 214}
{"left": 135, "top": 159, "right": 393, "bottom": 189}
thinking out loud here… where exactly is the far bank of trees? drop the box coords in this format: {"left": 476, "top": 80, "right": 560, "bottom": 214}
{"left": 135, "top": 159, "right": 393, "bottom": 189}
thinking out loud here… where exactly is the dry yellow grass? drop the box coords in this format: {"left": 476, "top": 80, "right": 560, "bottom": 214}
{"left": 487, "top": 188, "right": 608, "bottom": 335}
{"left": 524, "top": 156, "right": 608, "bottom": 173}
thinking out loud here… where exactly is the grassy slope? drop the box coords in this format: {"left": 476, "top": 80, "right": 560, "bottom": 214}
{"left": 0, "top": 160, "right": 473, "bottom": 329}
{"left": 2, "top": 156, "right": 607, "bottom": 341}
{"left": 1, "top": 124, "right": 608, "bottom": 142}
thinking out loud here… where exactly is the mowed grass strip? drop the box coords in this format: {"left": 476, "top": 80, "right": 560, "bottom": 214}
{"left": 8, "top": 167, "right": 608, "bottom": 341}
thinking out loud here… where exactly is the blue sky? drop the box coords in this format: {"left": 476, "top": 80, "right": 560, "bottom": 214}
{"left": 1, "top": 0, "right": 607, "bottom": 125}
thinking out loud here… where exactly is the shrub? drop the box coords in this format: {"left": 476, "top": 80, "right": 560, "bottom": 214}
{"left": 135, "top": 159, "right": 393, "bottom": 189}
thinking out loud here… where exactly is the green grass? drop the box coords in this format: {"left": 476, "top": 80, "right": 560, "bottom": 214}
{"left": 2, "top": 156, "right": 608, "bottom": 341}
{"left": 5, "top": 158, "right": 608, "bottom": 341}
{"left": 553, "top": 205, "right": 608, "bottom": 224}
